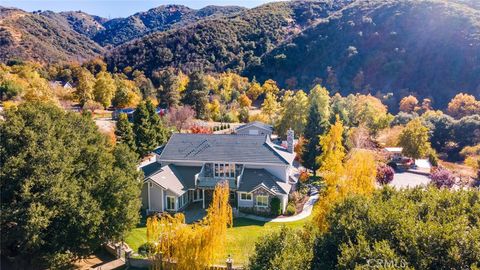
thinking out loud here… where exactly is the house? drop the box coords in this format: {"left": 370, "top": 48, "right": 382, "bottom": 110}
{"left": 50, "top": 81, "right": 73, "bottom": 89}
{"left": 235, "top": 121, "right": 273, "bottom": 136}
{"left": 140, "top": 132, "right": 297, "bottom": 215}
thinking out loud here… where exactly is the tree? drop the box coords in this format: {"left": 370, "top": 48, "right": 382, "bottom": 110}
{"left": 261, "top": 93, "right": 279, "bottom": 124}
{"left": 206, "top": 99, "right": 221, "bottom": 121}
{"left": 329, "top": 93, "right": 349, "bottom": 126}
{"left": 430, "top": 167, "right": 456, "bottom": 188}
{"left": 247, "top": 79, "right": 263, "bottom": 101}
{"left": 313, "top": 187, "right": 480, "bottom": 269}
{"left": 399, "top": 95, "right": 419, "bottom": 113}
{"left": 453, "top": 115, "right": 480, "bottom": 149}
{"left": 302, "top": 85, "right": 331, "bottom": 173}
{"left": 238, "top": 93, "right": 252, "bottom": 108}
{"left": 74, "top": 67, "right": 95, "bottom": 105}
{"left": 423, "top": 112, "right": 454, "bottom": 152}
{"left": 112, "top": 76, "right": 141, "bottom": 108}
{"left": 398, "top": 118, "right": 431, "bottom": 160}
{"left": 376, "top": 164, "right": 395, "bottom": 185}
{"left": 351, "top": 94, "right": 392, "bottom": 135}
{"left": 182, "top": 71, "right": 209, "bottom": 118}
{"left": 0, "top": 102, "right": 141, "bottom": 268}
{"left": 133, "top": 102, "right": 157, "bottom": 157}
{"left": 133, "top": 70, "right": 155, "bottom": 99}
{"left": 147, "top": 182, "right": 232, "bottom": 270}
{"left": 93, "top": 71, "right": 116, "bottom": 108}
{"left": 115, "top": 113, "right": 137, "bottom": 152}
{"left": 447, "top": 93, "right": 480, "bottom": 119}
{"left": 262, "top": 79, "right": 279, "bottom": 97}
{"left": 146, "top": 100, "right": 169, "bottom": 146}
{"left": 276, "top": 90, "right": 309, "bottom": 138}
{"left": 167, "top": 105, "right": 196, "bottom": 131}
{"left": 155, "top": 68, "right": 181, "bottom": 107}
{"left": 248, "top": 227, "right": 314, "bottom": 270}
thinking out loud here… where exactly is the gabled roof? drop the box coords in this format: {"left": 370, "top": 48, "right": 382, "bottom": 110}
{"left": 235, "top": 121, "right": 273, "bottom": 132}
{"left": 143, "top": 164, "right": 201, "bottom": 196}
{"left": 141, "top": 162, "right": 163, "bottom": 178}
{"left": 238, "top": 168, "right": 291, "bottom": 195}
{"left": 158, "top": 133, "right": 293, "bottom": 165}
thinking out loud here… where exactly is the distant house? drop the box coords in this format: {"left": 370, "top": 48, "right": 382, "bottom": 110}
{"left": 235, "top": 121, "right": 273, "bottom": 136}
{"left": 140, "top": 133, "right": 297, "bottom": 215}
{"left": 50, "top": 81, "right": 73, "bottom": 89}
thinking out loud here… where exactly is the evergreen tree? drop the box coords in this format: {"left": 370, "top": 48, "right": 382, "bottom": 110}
{"left": 145, "top": 99, "right": 169, "bottom": 146}
{"left": 155, "top": 68, "right": 181, "bottom": 108}
{"left": 115, "top": 113, "right": 136, "bottom": 153}
{"left": 182, "top": 71, "right": 209, "bottom": 118}
{"left": 133, "top": 102, "right": 157, "bottom": 157}
{"left": 302, "top": 85, "right": 331, "bottom": 174}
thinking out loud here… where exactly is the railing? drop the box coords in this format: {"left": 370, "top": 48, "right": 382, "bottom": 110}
{"left": 236, "top": 166, "right": 245, "bottom": 189}
{"left": 197, "top": 176, "right": 236, "bottom": 189}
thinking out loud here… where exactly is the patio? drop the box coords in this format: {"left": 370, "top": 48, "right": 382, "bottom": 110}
{"left": 182, "top": 202, "right": 207, "bottom": 224}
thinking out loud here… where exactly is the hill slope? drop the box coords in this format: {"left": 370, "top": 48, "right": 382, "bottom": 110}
{"left": 106, "top": 0, "right": 480, "bottom": 108}
{"left": 250, "top": 0, "right": 480, "bottom": 107}
{"left": 93, "top": 4, "right": 246, "bottom": 46}
{"left": 0, "top": 7, "right": 104, "bottom": 63}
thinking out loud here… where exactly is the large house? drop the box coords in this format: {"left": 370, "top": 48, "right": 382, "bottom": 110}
{"left": 140, "top": 131, "right": 296, "bottom": 215}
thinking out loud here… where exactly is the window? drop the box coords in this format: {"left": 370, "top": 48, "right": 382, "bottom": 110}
{"left": 240, "top": 192, "right": 252, "bottom": 201}
{"left": 256, "top": 196, "right": 268, "bottom": 207}
{"left": 214, "top": 163, "right": 236, "bottom": 178}
{"left": 166, "top": 196, "right": 176, "bottom": 211}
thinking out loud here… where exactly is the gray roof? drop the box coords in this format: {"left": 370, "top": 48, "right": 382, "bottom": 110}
{"left": 158, "top": 133, "right": 294, "bottom": 165}
{"left": 141, "top": 162, "right": 163, "bottom": 178}
{"left": 236, "top": 121, "right": 273, "bottom": 132}
{"left": 238, "top": 168, "right": 291, "bottom": 195}
{"left": 145, "top": 164, "right": 201, "bottom": 196}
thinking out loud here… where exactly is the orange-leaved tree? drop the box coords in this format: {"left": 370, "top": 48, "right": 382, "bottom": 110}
{"left": 146, "top": 181, "right": 232, "bottom": 270}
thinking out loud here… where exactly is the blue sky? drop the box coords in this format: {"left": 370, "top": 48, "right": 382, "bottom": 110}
{"left": 0, "top": 0, "right": 279, "bottom": 18}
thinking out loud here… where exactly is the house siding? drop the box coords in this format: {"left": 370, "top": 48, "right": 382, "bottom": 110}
{"left": 149, "top": 183, "right": 163, "bottom": 212}
{"left": 236, "top": 126, "right": 271, "bottom": 136}
{"left": 141, "top": 183, "right": 149, "bottom": 210}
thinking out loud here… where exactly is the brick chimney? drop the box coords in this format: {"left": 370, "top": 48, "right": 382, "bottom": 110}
{"left": 287, "top": 128, "right": 294, "bottom": 153}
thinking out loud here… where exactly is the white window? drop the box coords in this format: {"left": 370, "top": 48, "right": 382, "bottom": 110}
{"left": 214, "top": 163, "right": 235, "bottom": 178}
{"left": 256, "top": 196, "right": 268, "bottom": 207}
{"left": 166, "top": 196, "right": 176, "bottom": 211}
{"left": 240, "top": 192, "right": 252, "bottom": 201}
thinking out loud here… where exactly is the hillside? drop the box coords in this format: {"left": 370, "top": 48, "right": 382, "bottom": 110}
{"left": 93, "top": 4, "right": 246, "bottom": 46}
{"left": 251, "top": 0, "right": 480, "bottom": 108}
{"left": 106, "top": 0, "right": 480, "bottom": 109}
{"left": 106, "top": 1, "right": 353, "bottom": 73}
{"left": 0, "top": 7, "right": 104, "bottom": 63}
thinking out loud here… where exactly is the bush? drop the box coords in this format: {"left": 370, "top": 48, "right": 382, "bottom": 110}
{"left": 138, "top": 242, "right": 156, "bottom": 255}
{"left": 270, "top": 197, "right": 281, "bottom": 216}
{"left": 428, "top": 150, "right": 439, "bottom": 167}
{"left": 285, "top": 203, "right": 296, "bottom": 216}
{"left": 430, "top": 167, "right": 456, "bottom": 188}
{"left": 376, "top": 164, "right": 395, "bottom": 185}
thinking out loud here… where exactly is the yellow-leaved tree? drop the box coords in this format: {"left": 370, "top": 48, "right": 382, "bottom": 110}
{"left": 146, "top": 181, "right": 232, "bottom": 270}
{"left": 314, "top": 117, "right": 377, "bottom": 232}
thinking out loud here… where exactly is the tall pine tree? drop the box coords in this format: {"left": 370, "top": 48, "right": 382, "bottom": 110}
{"left": 302, "top": 85, "right": 331, "bottom": 174}
{"left": 115, "top": 113, "right": 137, "bottom": 153}
{"left": 133, "top": 102, "right": 157, "bottom": 157}
{"left": 182, "top": 71, "right": 209, "bottom": 119}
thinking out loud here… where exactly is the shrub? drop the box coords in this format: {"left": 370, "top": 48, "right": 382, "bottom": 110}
{"left": 299, "top": 170, "right": 310, "bottom": 183}
{"left": 138, "top": 242, "right": 156, "bottom": 255}
{"left": 428, "top": 150, "right": 439, "bottom": 167}
{"left": 270, "top": 197, "right": 281, "bottom": 216}
{"left": 285, "top": 203, "right": 296, "bottom": 216}
{"left": 376, "top": 164, "right": 395, "bottom": 185}
{"left": 430, "top": 167, "right": 456, "bottom": 188}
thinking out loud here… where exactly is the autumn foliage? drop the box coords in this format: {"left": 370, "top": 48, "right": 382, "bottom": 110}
{"left": 146, "top": 182, "right": 232, "bottom": 269}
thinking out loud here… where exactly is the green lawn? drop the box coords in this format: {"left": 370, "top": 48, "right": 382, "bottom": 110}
{"left": 125, "top": 216, "right": 310, "bottom": 267}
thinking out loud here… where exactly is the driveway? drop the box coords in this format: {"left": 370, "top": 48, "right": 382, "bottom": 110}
{"left": 390, "top": 171, "right": 430, "bottom": 189}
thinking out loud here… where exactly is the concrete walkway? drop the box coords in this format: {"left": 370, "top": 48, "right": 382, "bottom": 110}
{"left": 92, "top": 258, "right": 124, "bottom": 270}
{"left": 237, "top": 194, "right": 319, "bottom": 223}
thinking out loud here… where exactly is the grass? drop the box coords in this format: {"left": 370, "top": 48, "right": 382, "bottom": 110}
{"left": 125, "top": 216, "right": 311, "bottom": 267}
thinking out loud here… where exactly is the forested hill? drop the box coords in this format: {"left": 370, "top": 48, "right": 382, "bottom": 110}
{"left": 0, "top": 7, "right": 105, "bottom": 63}
{"left": 93, "top": 5, "right": 246, "bottom": 46}
{"left": 106, "top": 0, "right": 355, "bottom": 73}
{"left": 107, "top": 0, "right": 480, "bottom": 108}
{"left": 250, "top": 0, "right": 480, "bottom": 108}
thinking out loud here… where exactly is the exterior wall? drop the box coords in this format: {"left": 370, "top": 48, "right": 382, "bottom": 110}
{"left": 141, "top": 183, "right": 149, "bottom": 210}
{"left": 252, "top": 188, "right": 272, "bottom": 213}
{"left": 149, "top": 183, "right": 164, "bottom": 212}
{"left": 237, "top": 191, "right": 254, "bottom": 208}
{"left": 164, "top": 189, "right": 179, "bottom": 211}
{"left": 236, "top": 126, "right": 272, "bottom": 136}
